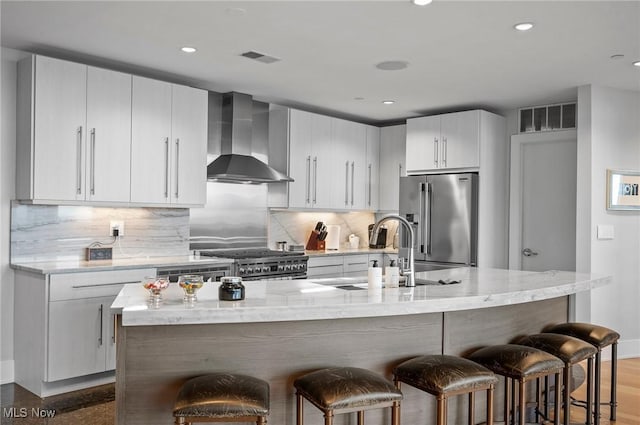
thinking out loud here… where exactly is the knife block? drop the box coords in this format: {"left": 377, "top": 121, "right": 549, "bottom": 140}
{"left": 305, "top": 231, "right": 326, "bottom": 251}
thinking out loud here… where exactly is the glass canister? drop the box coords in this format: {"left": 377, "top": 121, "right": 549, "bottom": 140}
{"left": 218, "top": 276, "right": 245, "bottom": 301}
{"left": 178, "top": 274, "right": 204, "bottom": 303}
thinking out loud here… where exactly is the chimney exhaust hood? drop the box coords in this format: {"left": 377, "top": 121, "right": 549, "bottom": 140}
{"left": 207, "top": 92, "right": 293, "bottom": 184}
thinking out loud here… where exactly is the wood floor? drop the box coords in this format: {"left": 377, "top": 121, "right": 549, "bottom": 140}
{"left": 0, "top": 359, "right": 638, "bottom": 424}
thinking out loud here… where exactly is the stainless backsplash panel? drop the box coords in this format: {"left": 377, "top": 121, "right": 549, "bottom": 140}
{"left": 189, "top": 182, "right": 268, "bottom": 250}
{"left": 11, "top": 203, "right": 189, "bottom": 262}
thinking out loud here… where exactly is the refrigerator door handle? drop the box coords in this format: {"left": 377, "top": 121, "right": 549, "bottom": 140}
{"left": 418, "top": 182, "right": 425, "bottom": 253}
{"left": 426, "top": 182, "right": 433, "bottom": 255}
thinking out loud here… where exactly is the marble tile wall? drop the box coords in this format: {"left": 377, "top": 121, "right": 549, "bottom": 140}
{"left": 10, "top": 203, "right": 189, "bottom": 263}
{"left": 268, "top": 211, "right": 399, "bottom": 250}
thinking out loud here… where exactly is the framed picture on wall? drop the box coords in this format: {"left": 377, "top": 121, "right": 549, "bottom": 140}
{"left": 607, "top": 169, "right": 640, "bottom": 210}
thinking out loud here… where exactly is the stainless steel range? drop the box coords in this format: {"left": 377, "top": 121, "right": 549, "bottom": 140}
{"left": 198, "top": 248, "right": 308, "bottom": 280}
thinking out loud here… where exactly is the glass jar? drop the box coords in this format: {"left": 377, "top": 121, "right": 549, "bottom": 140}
{"left": 218, "top": 276, "right": 245, "bottom": 301}
{"left": 178, "top": 274, "right": 204, "bottom": 303}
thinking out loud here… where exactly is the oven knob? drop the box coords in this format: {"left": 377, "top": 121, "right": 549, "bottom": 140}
{"left": 284, "top": 265, "right": 291, "bottom": 271}
{"left": 277, "top": 265, "right": 284, "bottom": 272}
{"left": 292, "top": 264, "right": 300, "bottom": 271}
{"left": 246, "top": 267, "right": 253, "bottom": 274}
{"left": 239, "top": 268, "right": 245, "bottom": 275}
{"left": 262, "top": 266, "right": 270, "bottom": 273}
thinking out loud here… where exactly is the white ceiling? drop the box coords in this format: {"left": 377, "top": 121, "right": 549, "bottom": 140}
{"left": 2, "top": 1, "right": 639, "bottom": 124}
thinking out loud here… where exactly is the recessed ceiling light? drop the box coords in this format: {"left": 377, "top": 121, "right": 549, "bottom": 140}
{"left": 181, "top": 47, "right": 197, "bottom": 53}
{"left": 412, "top": 0, "right": 433, "bottom": 5}
{"left": 376, "top": 60, "right": 409, "bottom": 71}
{"left": 514, "top": 22, "right": 534, "bottom": 31}
{"left": 633, "top": 61, "right": 640, "bottom": 67}
{"left": 382, "top": 100, "right": 395, "bottom": 105}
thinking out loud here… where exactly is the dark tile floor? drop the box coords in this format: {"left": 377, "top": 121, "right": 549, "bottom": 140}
{"left": 0, "top": 383, "right": 114, "bottom": 425}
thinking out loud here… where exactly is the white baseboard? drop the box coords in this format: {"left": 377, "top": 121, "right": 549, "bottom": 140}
{"left": 1, "top": 360, "right": 15, "bottom": 384}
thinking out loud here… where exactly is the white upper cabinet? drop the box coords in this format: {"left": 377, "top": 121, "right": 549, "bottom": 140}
{"left": 86, "top": 66, "right": 132, "bottom": 202}
{"left": 379, "top": 124, "right": 406, "bottom": 212}
{"left": 366, "top": 125, "right": 380, "bottom": 210}
{"left": 406, "top": 110, "right": 480, "bottom": 174}
{"left": 130, "top": 77, "right": 207, "bottom": 207}
{"left": 332, "top": 118, "right": 366, "bottom": 210}
{"left": 17, "top": 55, "right": 132, "bottom": 204}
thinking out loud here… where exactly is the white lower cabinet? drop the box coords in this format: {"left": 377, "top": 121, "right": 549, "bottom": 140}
{"left": 14, "top": 268, "right": 153, "bottom": 396}
{"left": 306, "top": 256, "right": 344, "bottom": 278}
{"left": 308, "top": 253, "right": 389, "bottom": 278}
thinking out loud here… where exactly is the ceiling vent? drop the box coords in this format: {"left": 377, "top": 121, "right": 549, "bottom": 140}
{"left": 240, "top": 50, "right": 281, "bottom": 64}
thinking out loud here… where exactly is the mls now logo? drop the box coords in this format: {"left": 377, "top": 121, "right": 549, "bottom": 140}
{"left": 619, "top": 182, "right": 639, "bottom": 196}
{"left": 3, "top": 407, "right": 56, "bottom": 418}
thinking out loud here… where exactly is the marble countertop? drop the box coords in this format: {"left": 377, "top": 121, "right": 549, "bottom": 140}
{"left": 305, "top": 247, "right": 397, "bottom": 257}
{"left": 113, "top": 267, "right": 610, "bottom": 326}
{"left": 11, "top": 255, "right": 234, "bottom": 274}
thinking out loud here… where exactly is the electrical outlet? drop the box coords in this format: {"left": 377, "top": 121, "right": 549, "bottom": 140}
{"left": 110, "top": 220, "right": 124, "bottom": 237}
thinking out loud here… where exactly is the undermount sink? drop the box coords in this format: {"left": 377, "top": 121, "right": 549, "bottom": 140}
{"left": 310, "top": 276, "right": 445, "bottom": 290}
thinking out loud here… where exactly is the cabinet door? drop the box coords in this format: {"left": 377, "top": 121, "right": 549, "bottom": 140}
{"left": 310, "top": 113, "right": 334, "bottom": 208}
{"left": 130, "top": 76, "right": 172, "bottom": 204}
{"left": 171, "top": 84, "right": 207, "bottom": 206}
{"left": 47, "top": 297, "right": 112, "bottom": 381}
{"left": 366, "top": 126, "right": 380, "bottom": 210}
{"left": 86, "top": 66, "right": 132, "bottom": 203}
{"left": 405, "top": 115, "right": 440, "bottom": 174}
{"left": 379, "top": 125, "right": 406, "bottom": 212}
{"left": 33, "top": 56, "right": 87, "bottom": 201}
{"left": 332, "top": 118, "right": 365, "bottom": 209}
{"left": 440, "top": 110, "right": 480, "bottom": 169}
{"left": 288, "top": 109, "right": 313, "bottom": 208}
{"left": 105, "top": 295, "right": 118, "bottom": 371}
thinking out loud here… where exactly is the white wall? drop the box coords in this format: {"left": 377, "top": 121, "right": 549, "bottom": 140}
{"left": 576, "top": 85, "right": 640, "bottom": 359}
{"left": 1, "top": 49, "right": 19, "bottom": 383}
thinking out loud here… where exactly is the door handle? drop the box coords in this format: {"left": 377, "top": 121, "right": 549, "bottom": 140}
{"left": 90, "top": 128, "right": 96, "bottom": 195}
{"left": 98, "top": 304, "right": 104, "bottom": 346}
{"left": 313, "top": 156, "right": 318, "bottom": 204}
{"left": 368, "top": 164, "right": 372, "bottom": 206}
{"left": 164, "top": 138, "right": 170, "bottom": 198}
{"left": 345, "top": 160, "right": 349, "bottom": 205}
{"left": 426, "top": 182, "right": 432, "bottom": 255}
{"left": 350, "top": 161, "right": 355, "bottom": 206}
{"left": 442, "top": 137, "right": 447, "bottom": 167}
{"left": 305, "top": 156, "right": 311, "bottom": 203}
{"left": 76, "top": 126, "right": 83, "bottom": 195}
{"left": 175, "top": 138, "right": 180, "bottom": 198}
{"left": 434, "top": 138, "right": 439, "bottom": 167}
{"left": 522, "top": 248, "right": 539, "bottom": 257}
{"left": 418, "top": 182, "right": 425, "bottom": 253}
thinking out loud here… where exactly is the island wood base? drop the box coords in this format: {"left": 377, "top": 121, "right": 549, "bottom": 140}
{"left": 116, "top": 297, "right": 568, "bottom": 425}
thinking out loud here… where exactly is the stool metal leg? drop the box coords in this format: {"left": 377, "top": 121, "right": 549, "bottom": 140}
{"left": 324, "top": 410, "right": 334, "bottom": 425}
{"left": 511, "top": 377, "right": 517, "bottom": 425}
{"left": 586, "top": 357, "right": 593, "bottom": 425}
{"left": 487, "top": 386, "right": 494, "bottom": 425}
{"left": 554, "top": 372, "right": 561, "bottom": 425}
{"left": 611, "top": 342, "right": 618, "bottom": 421}
{"left": 518, "top": 379, "right": 525, "bottom": 425}
{"left": 257, "top": 417, "right": 267, "bottom": 425}
{"left": 296, "top": 392, "right": 304, "bottom": 425}
{"left": 436, "top": 395, "right": 447, "bottom": 425}
{"left": 391, "top": 400, "right": 400, "bottom": 425}
{"left": 535, "top": 378, "right": 541, "bottom": 422}
{"left": 594, "top": 350, "right": 601, "bottom": 425}
{"left": 504, "top": 377, "right": 511, "bottom": 425}
{"left": 357, "top": 410, "right": 364, "bottom": 425}
{"left": 468, "top": 391, "right": 475, "bottom": 425}
{"left": 544, "top": 375, "right": 550, "bottom": 420}
{"left": 563, "top": 364, "right": 571, "bottom": 425}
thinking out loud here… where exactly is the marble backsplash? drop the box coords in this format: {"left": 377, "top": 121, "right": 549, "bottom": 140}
{"left": 268, "top": 211, "right": 399, "bottom": 250}
{"left": 10, "top": 203, "right": 190, "bottom": 263}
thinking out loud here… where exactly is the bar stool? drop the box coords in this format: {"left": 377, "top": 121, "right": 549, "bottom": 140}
{"left": 173, "top": 373, "right": 269, "bottom": 424}
{"left": 468, "top": 344, "right": 564, "bottom": 425}
{"left": 294, "top": 366, "right": 402, "bottom": 425}
{"left": 547, "top": 322, "right": 620, "bottom": 423}
{"left": 518, "top": 333, "right": 597, "bottom": 425}
{"left": 393, "top": 354, "right": 498, "bottom": 425}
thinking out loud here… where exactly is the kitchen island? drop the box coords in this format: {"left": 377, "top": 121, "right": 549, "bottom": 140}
{"left": 112, "top": 267, "right": 609, "bottom": 425}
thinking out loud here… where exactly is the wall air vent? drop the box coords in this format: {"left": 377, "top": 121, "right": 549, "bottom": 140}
{"left": 519, "top": 102, "right": 576, "bottom": 133}
{"left": 240, "top": 51, "right": 281, "bottom": 64}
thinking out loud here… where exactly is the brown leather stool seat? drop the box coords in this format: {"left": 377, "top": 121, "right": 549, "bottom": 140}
{"left": 547, "top": 322, "right": 620, "bottom": 424}
{"left": 394, "top": 355, "right": 498, "bottom": 425}
{"left": 468, "top": 344, "right": 565, "bottom": 425}
{"left": 518, "top": 333, "right": 598, "bottom": 425}
{"left": 173, "top": 373, "right": 269, "bottom": 424}
{"left": 294, "top": 367, "right": 402, "bottom": 425}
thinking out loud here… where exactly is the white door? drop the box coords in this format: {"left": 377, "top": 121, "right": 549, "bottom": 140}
{"left": 509, "top": 130, "right": 577, "bottom": 271}
{"left": 170, "top": 84, "right": 207, "bottom": 206}
{"left": 130, "top": 76, "right": 172, "bottom": 204}
{"left": 86, "top": 66, "right": 132, "bottom": 203}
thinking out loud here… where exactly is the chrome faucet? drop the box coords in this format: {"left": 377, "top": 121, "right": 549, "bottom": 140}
{"left": 370, "top": 214, "right": 415, "bottom": 287}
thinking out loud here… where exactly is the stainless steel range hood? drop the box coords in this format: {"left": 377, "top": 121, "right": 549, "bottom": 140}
{"left": 207, "top": 92, "right": 293, "bottom": 184}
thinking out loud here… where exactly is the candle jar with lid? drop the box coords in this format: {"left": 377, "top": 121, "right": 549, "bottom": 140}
{"left": 218, "top": 276, "right": 245, "bottom": 301}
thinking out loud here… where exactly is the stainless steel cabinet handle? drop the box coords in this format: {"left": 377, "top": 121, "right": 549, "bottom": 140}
{"left": 71, "top": 281, "right": 133, "bottom": 289}
{"left": 522, "top": 248, "right": 539, "bottom": 257}
{"left": 313, "top": 156, "right": 318, "bottom": 204}
{"left": 305, "top": 156, "right": 311, "bottom": 203}
{"left": 98, "top": 304, "right": 104, "bottom": 346}
{"left": 350, "top": 161, "right": 355, "bottom": 206}
{"left": 442, "top": 137, "right": 447, "bottom": 167}
{"left": 368, "top": 164, "right": 372, "bottom": 206}
{"left": 90, "top": 128, "right": 96, "bottom": 195}
{"left": 345, "top": 160, "right": 349, "bottom": 205}
{"left": 76, "top": 126, "right": 83, "bottom": 195}
{"left": 175, "top": 139, "right": 180, "bottom": 198}
{"left": 112, "top": 314, "right": 117, "bottom": 344}
{"left": 164, "top": 137, "right": 169, "bottom": 198}
{"left": 434, "top": 138, "right": 439, "bottom": 167}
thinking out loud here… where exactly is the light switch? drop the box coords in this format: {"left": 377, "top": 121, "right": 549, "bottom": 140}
{"left": 597, "top": 225, "right": 615, "bottom": 240}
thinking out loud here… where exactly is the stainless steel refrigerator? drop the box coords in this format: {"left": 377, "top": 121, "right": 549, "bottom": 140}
{"left": 399, "top": 173, "right": 478, "bottom": 268}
